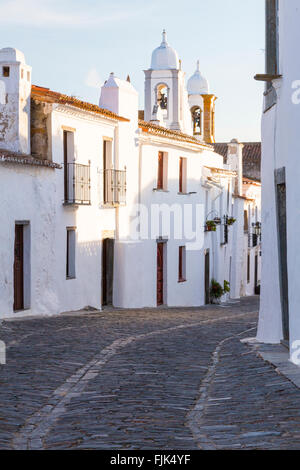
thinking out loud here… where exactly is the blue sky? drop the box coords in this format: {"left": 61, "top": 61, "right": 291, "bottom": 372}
{"left": 0, "top": 0, "right": 265, "bottom": 142}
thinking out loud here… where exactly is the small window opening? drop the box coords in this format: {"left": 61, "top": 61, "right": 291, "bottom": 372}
{"left": 3, "top": 67, "right": 10, "bottom": 77}
{"left": 66, "top": 228, "right": 76, "bottom": 279}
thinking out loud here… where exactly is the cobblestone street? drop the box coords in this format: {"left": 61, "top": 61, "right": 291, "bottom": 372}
{"left": 1, "top": 297, "right": 300, "bottom": 450}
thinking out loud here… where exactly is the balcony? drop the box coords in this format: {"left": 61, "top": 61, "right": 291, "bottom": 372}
{"left": 64, "top": 163, "right": 91, "bottom": 205}
{"left": 103, "top": 169, "right": 126, "bottom": 206}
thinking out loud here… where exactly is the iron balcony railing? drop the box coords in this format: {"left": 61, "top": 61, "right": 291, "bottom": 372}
{"left": 103, "top": 168, "right": 126, "bottom": 206}
{"left": 64, "top": 162, "right": 91, "bottom": 205}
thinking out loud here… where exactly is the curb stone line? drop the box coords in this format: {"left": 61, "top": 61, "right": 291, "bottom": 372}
{"left": 187, "top": 326, "right": 257, "bottom": 450}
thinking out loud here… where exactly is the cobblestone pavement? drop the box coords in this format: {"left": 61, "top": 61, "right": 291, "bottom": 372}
{"left": 0, "top": 297, "right": 300, "bottom": 450}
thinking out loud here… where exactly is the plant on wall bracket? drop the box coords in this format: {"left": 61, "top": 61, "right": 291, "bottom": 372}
{"left": 205, "top": 211, "right": 221, "bottom": 232}
{"left": 227, "top": 217, "right": 236, "bottom": 226}
{"left": 205, "top": 220, "right": 217, "bottom": 232}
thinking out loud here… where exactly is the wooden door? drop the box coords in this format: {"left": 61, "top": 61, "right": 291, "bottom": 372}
{"left": 254, "top": 253, "right": 259, "bottom": 295}
{"left": 102, "top": 238, "right": 114, "bottom": 306}
{"left": 205, "top": 251, "right": 210, "bottom": 305}
{"left": 14, "top": 224, "right": 24, "bottom": 311}
{"left": 276, "top": 182, "right": 289, "bottom": 341}
{"left": 157, "top": 243, "right": 164, "bottom": 306}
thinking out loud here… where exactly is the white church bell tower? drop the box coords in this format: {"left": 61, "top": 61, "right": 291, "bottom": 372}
{"left": 144, "top": 31, "right": 192, "bottom": 135}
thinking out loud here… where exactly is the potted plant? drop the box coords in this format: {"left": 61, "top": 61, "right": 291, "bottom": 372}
{"left": 223, "top": 280, "right": 230, "bottom": 294}
{"left": 227, "top": 217, "right": 236, "bottom": 226}
{"left": 205, "top": 220, "right": 217, "bottom": 232}
{"left": 214, "top": 217, "right": 221, "bottom": 225}
{"left": 210, "top": 279, "right": 224, "bottom": 304}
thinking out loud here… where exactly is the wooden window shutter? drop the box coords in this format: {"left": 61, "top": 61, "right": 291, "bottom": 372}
{"left": 179, "top": 157, "right": 183, "bottom": 193}
{"left": 157, "top": 152, "right": 164, "bottom": 190}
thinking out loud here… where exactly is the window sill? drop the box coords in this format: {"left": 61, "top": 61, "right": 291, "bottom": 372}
{"left": 153, "top": 188, "right": 169, "bottom": 193}
{"left": 178, "top": 279, "right": 187, "bottom": 283}
{"left": 66, "top": 276, "right": 76, "bottom": 281}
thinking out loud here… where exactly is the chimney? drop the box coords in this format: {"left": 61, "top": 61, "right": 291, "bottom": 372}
{"left": 227, "top": 139, "right": 244, "bottom": 195}
{"left": 201, "top": 94, "right": 217, "bottom": 144}
{"left": 0, "top": 48, "right": 32, "bottom": 154}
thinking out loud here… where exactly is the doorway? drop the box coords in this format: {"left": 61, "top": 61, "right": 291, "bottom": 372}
{"left": 157, "top": 243, "right": 164, "bottom": 306}
{"left": 205, "top": 250, "right": 210, "bottom": 305}
{"left": 14, "top": 224, "right": 24, "bottom": 311}
{"left": 275, "top": 168, "right": 289, "bottom": 342}
{"left": 102, "top": 238, "right": 114, "bottom": 306}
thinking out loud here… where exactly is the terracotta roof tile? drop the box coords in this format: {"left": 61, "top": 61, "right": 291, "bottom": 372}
{"left": 139, "top": 120, "right": 213, "bottom": 149}
{"left": 0, "top": 149, "right": 61, "bottom": 169}
{"left": 31, "top": 85, "right": 129, "bottom": 122}
{"left": 213, "top": 142, "right": 261, "bottom": 181}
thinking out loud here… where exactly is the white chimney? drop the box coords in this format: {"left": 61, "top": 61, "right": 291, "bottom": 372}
{"left": 227, "top": 138, "right": 244, "bottom": 195}
{"left": 0, "top": 48, "right": 32, "bottom": 154}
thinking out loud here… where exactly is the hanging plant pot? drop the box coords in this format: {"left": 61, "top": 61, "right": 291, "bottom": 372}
{"left": 205, "top": 220, "right": 217, "bottom": 232}
{"left": 227, "top": 217, "right": 236, "bottom": 226}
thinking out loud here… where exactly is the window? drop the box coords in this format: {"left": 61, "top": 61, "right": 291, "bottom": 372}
{"left": 27, "top": 71, "right": 30, "bottom": 82}
{"left": 157, "top": 152, "right": 168, "bottom": 190}
{"left": 247, "top": 252, "right": 250, "bottom": 284}
{"left": 66, "top": 228, "right": 76, "bottom": 279}
{"left": 178, "top": 246, "right": 186, "bottom": 282}
{"left": 64, "top": 130, "right": 74, "bottom": 202}
{"left": 103, "top": 139, "right": 113, "bottom": 204}
{"left": 3, "top": 66, "right": 9, "bottom": 77}
{"left": 244, "top": 210, "right": 249, "bottom": 232}
{"left": 179, "top": 157, "right": 187, "bottom": 193}
{"left": 192, "top": 107, "right": 202, "bottom": 135}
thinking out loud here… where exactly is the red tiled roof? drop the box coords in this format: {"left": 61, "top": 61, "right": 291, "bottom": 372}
{"left": 0, "top": 149, "right": 61, "bottom": 169}
{"left": 139, "top": 120, "right": 213, "bottom": 149}
{"left": 213, "top": 142, "right": 261, "bottom": 181}
{"left": 243, "top": 176, "right": 261, "bottom": 186}
{"left": 31, "top": 85, "right": 130, "bottom": 122}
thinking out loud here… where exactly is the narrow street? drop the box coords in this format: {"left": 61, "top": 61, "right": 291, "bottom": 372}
{"left": 1, "top": 297, "right": 299, "bottom": 450}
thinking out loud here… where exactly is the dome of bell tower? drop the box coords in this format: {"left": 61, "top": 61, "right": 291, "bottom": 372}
{"left": 187, "top": 61, "right": 209, "bottom": 95}
{"left": 150, "top": 30, "right": 179, "bottom": 70}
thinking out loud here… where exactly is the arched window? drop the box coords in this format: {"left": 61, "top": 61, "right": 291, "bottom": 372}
{"left": 192, "top": 106, "right": 202, "bottom": 135}
{"left": 157, "top": 84, "right": 168, "bottom": 117}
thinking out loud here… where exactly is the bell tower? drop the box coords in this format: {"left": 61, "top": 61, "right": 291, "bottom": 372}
{"left": 144, "top": 31, "right": 192, "bottom": 134}
{"left": 187, "top": 61, "right": 216, "bottom": 143}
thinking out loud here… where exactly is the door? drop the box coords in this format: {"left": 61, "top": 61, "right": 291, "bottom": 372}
{"left": 14, "top": 224, "right": 24, "bottom": 311}
{"left": 102, "top": 238, "right": 114, "bottom": 306}
{"left": 205, "top": 251, "right": 210, "bottom": 305}
{"left": 276, "top": 179, "right": 289, "bottom": 342}
{"left": 157, "top": 243, "right": 164, "bottom": 306}
{"left": 254, "top": 253, "right": 260, "bottom": 295}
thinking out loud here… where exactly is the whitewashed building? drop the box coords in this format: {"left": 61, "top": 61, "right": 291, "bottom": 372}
{"left": 256, "top": 0, "right": 300, "bottom": 361}
{"left": 0, "top": 32, "right": 256, "bottom": 318}
{"left": 214, "top": 141, "right": 262, "bottom": 299}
